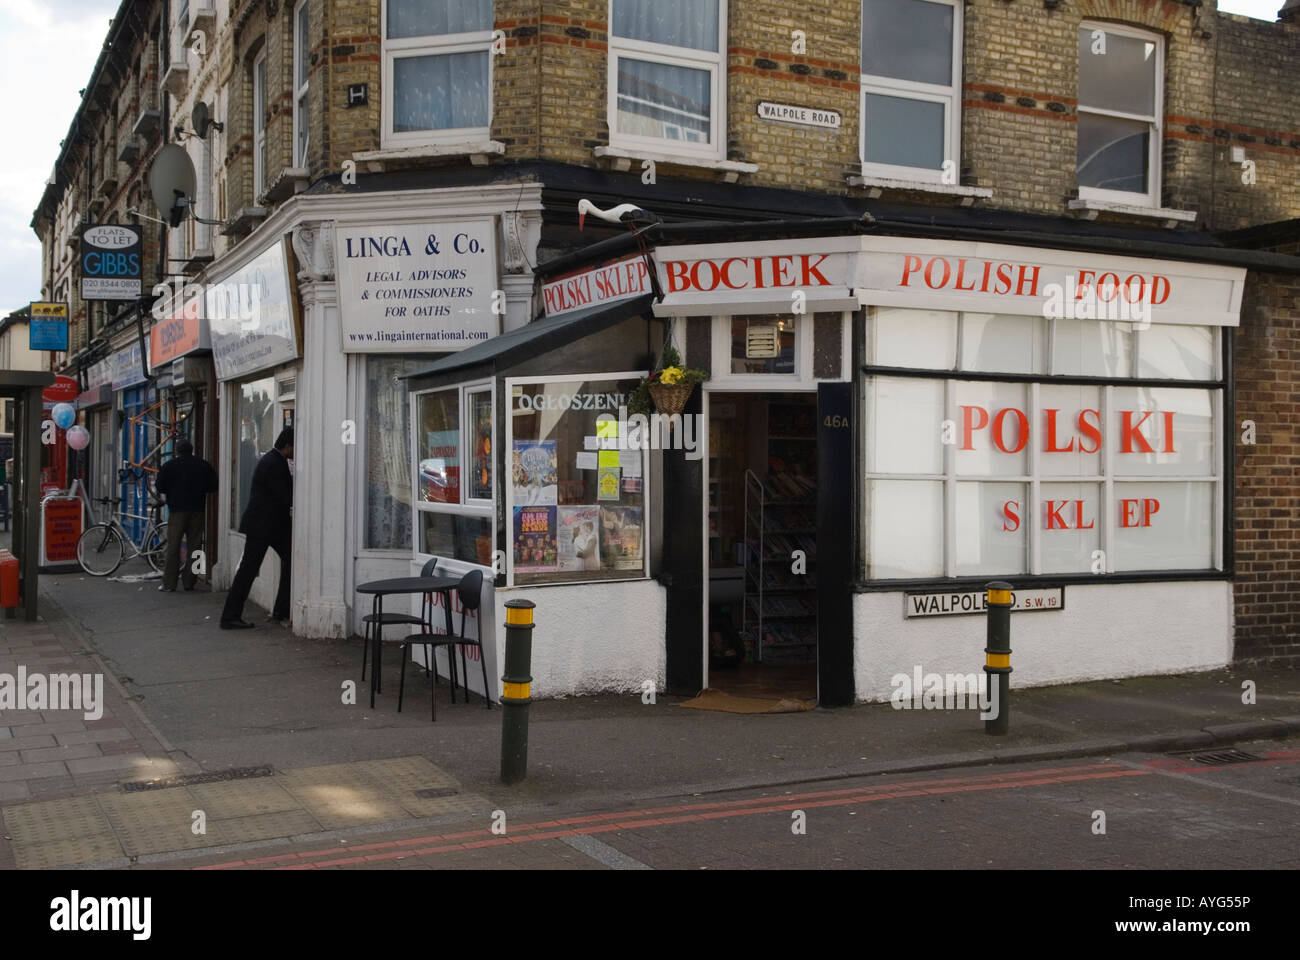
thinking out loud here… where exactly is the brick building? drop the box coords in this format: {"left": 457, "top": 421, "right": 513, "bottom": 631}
{"left": 31, "top": 1, "right": 1300, "bottom": 704}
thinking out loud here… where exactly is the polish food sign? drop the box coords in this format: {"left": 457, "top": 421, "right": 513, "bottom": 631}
{"left": 335, "top": 219, "right": 498, "bottom": 352}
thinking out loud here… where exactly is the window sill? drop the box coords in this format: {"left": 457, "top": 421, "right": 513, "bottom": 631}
{"left": 355, "top": 141, "right": 506, "bottom": 171}
{"left": 848, "top": 174, "right": 992, "bottom": 206}
{"left": 1068, "top": 197, "right": 1198, "bottom": 228}
{"left": 262, "top": 167, "right": 310, "bottom": 205}
{"left": 221, "top": 206, "right": 268, "bottom": 238}
{"left": 594, "top": 145, "right": 758, "bottom": 182}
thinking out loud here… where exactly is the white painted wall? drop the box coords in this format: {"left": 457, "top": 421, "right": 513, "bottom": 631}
{"left": 853, "top": 581, "right": 1233, "bottom": 702}
{"left": 494, "top": 580, "right": 668, "bottom": 698}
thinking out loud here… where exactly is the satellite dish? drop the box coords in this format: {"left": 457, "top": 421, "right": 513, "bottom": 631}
{"left": 192, "top": 100, "right": 211, "bottom": 139}
{"left": 149, "top": 144, "right": 196, "bottom": 227}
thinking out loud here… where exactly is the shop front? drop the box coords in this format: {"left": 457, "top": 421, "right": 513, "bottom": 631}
{"left": 511, "top": 225, "right": 1246, "bottom": 704}
{"left": 404, "top": 292, "right": 664, "bottom": 699}
{"left": 149, "top": 292, "right": 217, "bottom": 566}
{"left": 209, "top": 236, "right": 302, "bottom": 619}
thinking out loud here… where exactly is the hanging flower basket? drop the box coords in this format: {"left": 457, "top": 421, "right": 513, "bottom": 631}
{"left": 647, "top": 381, "right": 696, "bottom": 417}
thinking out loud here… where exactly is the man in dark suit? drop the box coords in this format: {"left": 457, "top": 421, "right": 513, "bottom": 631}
{"left": 221, "top": 427, "right": 293, "bottom": 629}
{"left": 155, "top": 439, "right": 218, "bottom": 592}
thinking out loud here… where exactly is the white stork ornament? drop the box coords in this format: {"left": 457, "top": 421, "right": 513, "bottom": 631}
{"left": 577, "top": 198, "right": 659, "bottom": 231}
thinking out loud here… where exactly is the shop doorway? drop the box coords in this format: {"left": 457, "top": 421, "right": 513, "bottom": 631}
{"left": 706, "top": 391, "right": 818, "bottom": 702}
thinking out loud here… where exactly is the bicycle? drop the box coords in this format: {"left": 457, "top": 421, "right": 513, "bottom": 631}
{"left": 76, "top": 497, "right": 170, "bottom": 577}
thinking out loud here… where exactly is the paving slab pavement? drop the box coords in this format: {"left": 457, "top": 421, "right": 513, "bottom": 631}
{"left": 0, "top": 561, "right": 1293, "bottom": 869}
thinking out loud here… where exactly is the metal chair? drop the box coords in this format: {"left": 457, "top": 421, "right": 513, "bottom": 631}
{"left": 398, "top": 569, "right": 489, "bottom": 720}
{"left": 360, "top": 557, "right": 438, "bottom": 687}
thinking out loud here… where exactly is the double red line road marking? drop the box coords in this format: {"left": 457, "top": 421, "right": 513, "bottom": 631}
{"left": 190, "top": 749, "right": 1300, "bottom": 869}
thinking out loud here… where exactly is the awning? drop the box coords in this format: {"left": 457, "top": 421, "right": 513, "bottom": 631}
{"left": 404, "top": 293, "right": 656, "bottom": 380}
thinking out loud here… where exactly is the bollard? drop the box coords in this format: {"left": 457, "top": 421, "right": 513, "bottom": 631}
{"left": 500, "top": 599, "right": 535, "bottom": 785}
{"left": 984, "top": 581, "right": 1012, "bottom": 735}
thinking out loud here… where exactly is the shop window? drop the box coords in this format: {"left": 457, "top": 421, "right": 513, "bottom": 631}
{"left": 253, "top": 49, "right": 267, "bottom": 196}
{"left": 1077, "top": 23, "right": 1162, "bottom": 207}
{"left": 383, "top": 0, "right": 493, "bottom": 146}
{"left": 608, "top": 0, "right": 724, "bottom": 159}
{"left": 730, "top": 315, "right": 796, "bottom": 375}
{"left": 506, "top": 374, "right": 648, "bottom": 586}
{"left": 365, "top": 356, "right": 436, "bottom": 550}
{"left": 860, "top": 0, "right": 962, "bottom": 182}
{"left": 293, "top": 1, "right": 310, "bottom": 167}
{"left": 861, "top": 307, "right": 1223, "bottom": 581}
{"left": 232, "top": 376, "right": 277, "bottom": 525}
{"left": 414, "top": 382, "right": 494, "bottom": 565}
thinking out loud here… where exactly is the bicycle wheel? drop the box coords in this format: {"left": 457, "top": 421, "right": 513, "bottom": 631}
{"left": 142, "top": 524, "right": 168, "bottom": 573}
{"left": 77, "top": 524, "right": 125, "bottom": 576}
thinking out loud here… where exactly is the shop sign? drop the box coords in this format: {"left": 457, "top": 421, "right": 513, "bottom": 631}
{"left": 208, "top": 241, "right": 298, "bottom": 381}
{"left": 652, "top": 237, "right": 1245, "bottom": 327}
{"left": 856, "top": 237, "right": 1245, "bottom": 326}
{"left": 757, "top": 101, "right": 841, "bottom": 129}
{"left": 543, "top": 256, "right": 651, "bottom": 317}
{"left": 80, "top": 224, "right": 142, "bottom": 300}
{"left": 149, "top": 297, "right": 210, "bottom": 369}
{"left": 334, "top": 219, "right": 498, "bottom": 353}
{"left": 28, "top": 302, "right": 68, "bottom": 351}
{"left": 42, "top": 376, "right": 79, "bottom": 404}
{"left": 110, "top": 341, "right": 150, "bottom": 391}
{"left": 905, "top": 587, "right": 1064, "bottom": 618}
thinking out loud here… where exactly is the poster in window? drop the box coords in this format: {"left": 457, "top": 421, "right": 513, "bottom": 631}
{"left": 597, "top": 465, "right": 621, "bottom": 500}
{"left": 599, "top": 506, "right": 643, "bottom": 570}
{"left": 557, "top": 506, "right": 601, "bottom": 572}
{"left": 513, "top": 506, "right": 558, "bottom": 572}
{"left": 421, "top": 429, "right": 460, "bottom": 503}
{"left": 512, "top": 440, "right": 557, "bottom": 505}
{"left": 469, "top": 392, "right": 492, "bottom": 500}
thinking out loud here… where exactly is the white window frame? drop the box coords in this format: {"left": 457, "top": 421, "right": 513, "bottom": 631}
{"left": 409, "top": 380, "right": 496, "bottom": 566}
{"left": 859, "top": 0, "right": 963, "bottom": 184}
{"left": 860, "top": 307, "right": 1223, "bottom": 581}
{"left": 1077, "top": 21, "right": 1164, "bottom": 209}
{"left": 381, "top": 0, "right": 495, "bottom": 148}
{"left": 606, "top": 0, "right": 726, "bottom": 162}
{"left": 293, "top": 0, "right": 309, "bottom": 168}
{"left": 253, "top": 49, "right": 267, "bottom": 197}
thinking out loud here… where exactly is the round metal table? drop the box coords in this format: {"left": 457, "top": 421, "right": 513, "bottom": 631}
{"left": 356, "top": 575, "right": 460, "bottom": 708}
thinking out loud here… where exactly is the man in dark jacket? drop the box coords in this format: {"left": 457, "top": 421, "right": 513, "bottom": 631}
{"left": 155, "top": 439, "right": 219, "bottom": 592}
{"left": 221, "top": 427, "right": 293, "bottom": 629}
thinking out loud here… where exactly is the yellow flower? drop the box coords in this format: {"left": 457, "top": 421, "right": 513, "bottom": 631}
{"left": 659, "top": 366, "right": 684, "bottom": 385}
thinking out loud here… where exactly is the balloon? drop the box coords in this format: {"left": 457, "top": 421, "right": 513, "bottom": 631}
{"left": 51, "top": 403, "right": 76, "bottom": 430}
{"left": 66, "top": 425, "right": 90, "bottom": 451}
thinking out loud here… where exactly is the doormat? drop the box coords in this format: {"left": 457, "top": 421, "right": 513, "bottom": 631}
{"left": 678, "top": 689, "right": 815, "bottom": 714}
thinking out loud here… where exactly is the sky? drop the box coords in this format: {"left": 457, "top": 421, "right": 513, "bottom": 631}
{"left": 0, "top": 0, "right": 1288, "bottom": 316}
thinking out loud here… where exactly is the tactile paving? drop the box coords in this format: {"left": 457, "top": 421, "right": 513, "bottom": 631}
{"left": 2, "top": 796, "right": 112, "bottom": 844}
{"left": 188, "top": 779, "right": 301, "bottom": 820}
{"left": 13, "top": 834, "right": 123, "bottom": 869}
{"left": 208, "top": 809, "right": 322, "bottom": 844}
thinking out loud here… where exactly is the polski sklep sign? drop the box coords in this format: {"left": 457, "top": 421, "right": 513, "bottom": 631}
{"left": 208, "top": 241, "right": 298, "bottom": 381}
{"left": 334, "top": 219, "right": 498, "bottom": 352}
{"left": 80, "top": 224, "right": 142, "bottom": 300}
